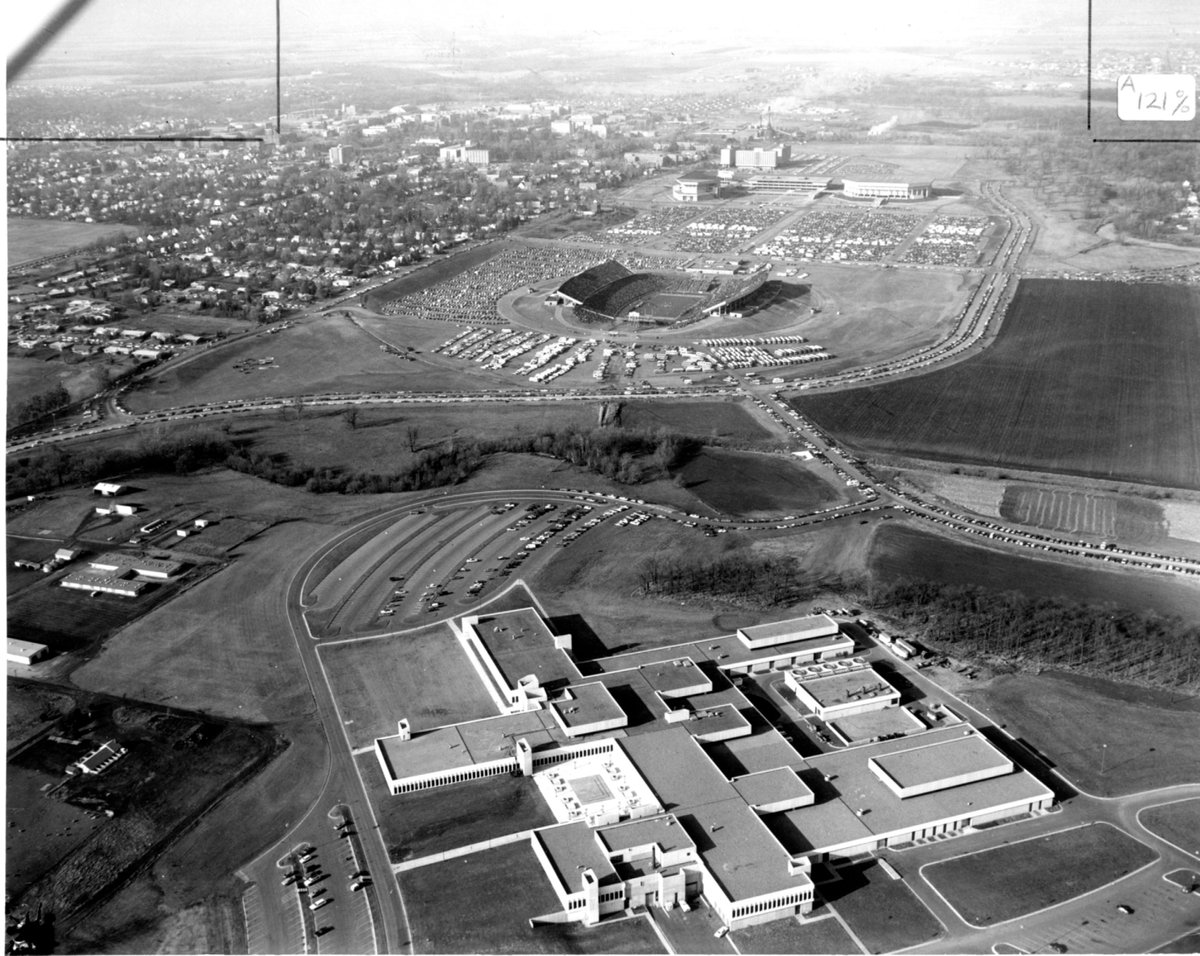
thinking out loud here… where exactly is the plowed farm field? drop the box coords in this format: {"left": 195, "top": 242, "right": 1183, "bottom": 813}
{"left": 794, "top": 280, "right": 1200, "bottom": 490}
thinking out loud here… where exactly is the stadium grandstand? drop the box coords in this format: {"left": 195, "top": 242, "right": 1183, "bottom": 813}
{"left": 834, "top": 160, "right": 931, "bottom": 200}
{"left": 700, "top": 266, "right": 772, "bottom": 316}
{"left": 556, "top": 260, "right": 633, "bottom": 306}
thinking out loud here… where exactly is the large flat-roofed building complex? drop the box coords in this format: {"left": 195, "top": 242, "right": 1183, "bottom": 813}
{"left": 720, "top": 145, "right": 791, "bottom": 169}
{"left": 747, "top": 175, "right": 831, "bottom": 195}
{"left": 371, "top": 603, "right": 1054, "bottom": 932}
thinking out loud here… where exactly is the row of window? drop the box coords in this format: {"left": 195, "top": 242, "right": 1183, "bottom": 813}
{"left": 732, "top": 890, "right": 807, "bottom": 919}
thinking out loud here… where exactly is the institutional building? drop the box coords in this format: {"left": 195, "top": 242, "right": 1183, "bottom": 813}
{"left": 746, "top": 175, "right": 831, "bottom": 195}
{"left": 842, "top": 178, "right": 931, "bottom": 200}
{"left": 672, "top": 171, "right": 720, "bottom": 202}
{"left": 439, "top": 143, "right": 490, "bottom": 165}
{"left": 372, "top": 603, "right": 1055, "bottom": 933}
{"left": 720, "top": 145, "right": 791, "bottom": 170}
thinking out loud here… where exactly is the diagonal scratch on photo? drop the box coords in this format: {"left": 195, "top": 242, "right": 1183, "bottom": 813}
{"left": 5, "top": 0, "right": 1200, "bottom": 953}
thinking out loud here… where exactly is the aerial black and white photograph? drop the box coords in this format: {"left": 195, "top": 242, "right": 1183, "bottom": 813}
{"left": 4, "top": 0, "right": 1200, "bottom": 953}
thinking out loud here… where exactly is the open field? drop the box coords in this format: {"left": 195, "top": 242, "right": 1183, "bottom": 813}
{"left": 868, "top": 523, "right": 1200, "bottom": 620}
{"left": 1000, "top": 485, "right": 1168, "bottom": 544}
{"left": 922, "top": 823, "right": 1157, "bottom": 926}
{"left": 678, "top": 448, "right": 846, "bottom": 516}
{"left": 6, "top": 765, "right": 105, "bottom": 897}
{"left": 225, "top": 402, "right": 598, "bottom": 474}
{"left": 617, "top": 399, "right": 771, "bottom": 440}
{"left": 797, "top": 280, "right": 1200, "bottom": 490}
{"left": 6, "top": 570, "right": 201, "bottom": 655}
{"left": 8, "top": 216, "right": 139, "bottom": 263}
{"left": 6, "top": 353, "right": 120, "bottom": 416}
{"left": 731, "top": 914, "right": 857, "bottom": 954}
{"left": 7, "top": 688, "right": 276, "bottom": 926}
{"left": 963, "top": 672, "right": 1200, "bottom": 798}
{"left": 122, "top": 311, "right": 477, "bottom": 412}
{"left": 900, "top": 470, "right": 1005, "bottom": 517}
{"left": 71, "top": 520, "right": 325, "bottom": 722}
{"left": 358, "top": 754, "right": 557, "bottom": 862}
{"left": 319, "top": 628, "right": 496, "bottom": 748}
{"left": 1139, "top": 799, "right": 1200, "bottom": 856}
{"left": 398, "top": 841, "right": 663, "bottom": 954}
{"left": 826, "top": 861, "right": 943, "bottom": 953}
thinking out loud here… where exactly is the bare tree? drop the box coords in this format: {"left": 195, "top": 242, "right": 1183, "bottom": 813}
{"left": 406, "top": 425, "right": 420, "bottom": 452}
{"left": 342, "top": 407, "right": 359, "bottom": 430}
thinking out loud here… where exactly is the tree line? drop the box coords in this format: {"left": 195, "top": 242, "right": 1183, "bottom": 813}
{"left": 10, "top": 383, "right": 72, "bottom": 429}
{"left": 869, "top": 579, "right": 1200, "bottom": 693}
{"left": 638, "top": 552, "right": 862, "bottom": 607}
{"left": 6, "top": 422, "right": 704, "bottom": 499}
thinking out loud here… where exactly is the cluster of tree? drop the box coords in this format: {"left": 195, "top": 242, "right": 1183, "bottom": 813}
{"left": 223, "top": 441, "right": 485, "bottom": 495}
{"left": 491, "top": 425, "right": 700, "bottom": 484}
{"left": 638, "top": 552, "right": 861, "bottom": 607}
{"left": 869, "top": 579, "right": 1200, "bottom": 692}
{"left": 8, "top": 418, "right": 705, "bottom": 501}
{"left": 10, "top": 384, "right": 72, "bottom": 429}
{"left": 6, "top": 426, "right": 234, "bottom": 497}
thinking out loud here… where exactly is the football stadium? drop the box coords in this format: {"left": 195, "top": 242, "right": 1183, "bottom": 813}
{"left": 555, "top": 260, "right": 775, "bottom": 326}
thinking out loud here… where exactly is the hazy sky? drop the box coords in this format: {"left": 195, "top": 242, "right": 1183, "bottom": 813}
{"left": 8, "top": 0, "right": 1198, "bottom": 67}
{"left": 4, "top": 0, "right": 1084, "bottom": 58}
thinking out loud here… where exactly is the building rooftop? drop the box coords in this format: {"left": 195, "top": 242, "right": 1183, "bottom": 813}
{"left": 731, "top": 767, "right": 813, "bottom": 810}
{"left": 634, "top": 657, "right": 711, "bottom": 698}
{"left": 831, "top": 705, "right": 925, "bottom": 743}
{"left": 90, "top": 552, "right": 183, "bottom": 576}
{"left": 535, "top": 822, "right": 619, "bottom": 893}
{"left": 597, "top": 813, "right": 695, "bottom": 856}
{"left": 594, "top": 629, "right": 852, "bottom": 676}
{"left": 709, "top": 728, "right": 807, "bottom": 777}
{"left": 620, "top": 727, "right": 737, "bottom": 811}
{"left": 473, "top": 609, "right": 581, "bottom": 691}
{"left": 7, "top": 639, "right": 48, "bottom": 657}
{"left": 681, "top": 703, "right": 750, "bottom": 740}
{"left": 871, "top": 733, "right": 1012, "bottom": 794}
{"left": 377, "top": 710, "right": 570, "bottom": 783}
{"left": 795, "top": 728, "right": 1052, "bottom": 845}
{"left": 795, "top": 666, "right": 899, "bottom": 709}
{"left": 550, "top": 682, "right": 627, "bottom": 731}
{"left": 738, "top": 615, "right": 839, "bottom": 648}
{"left": 685, "top": 797, "right": 813, "bottom": 901}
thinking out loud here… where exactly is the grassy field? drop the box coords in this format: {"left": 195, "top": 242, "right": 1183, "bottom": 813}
{"left": 796, "top": 280, "right": 1200, "bottom": 490}
{"left": 731, "top": 914, "right": 857, "bottom": 954}
{"left": 7, "top": 690, "right": 276, "bottom": 926}
{"left": 868, "top": 523, "right": 1200, "bottom": 620}
{"left": 826, "top": 861, "right": 943, "bottom": 953}
{"left": 1000, "top": 485, "right": 1168, "bottom": 544}
{"left": 8, "top": 217, "right": 139, "bottom": 263}
{"left": 6, "top": 353, "right": 121, "bottom": 418}
{"left": 398, "top": 841, "right": 663, "bottom": 954}
{"left": 963, "top": 672, "right": 1200, "bottom": 798}
{"left": 617, "top": 399, "right": 771, "bottom": 440}
{"left": 121, "top": 312, "right": 475, "bottom": 412}
{"left": 6, "top": 571, "right": 198, "bottom": 655}
{"left": 71, "top": 521, "right": 326, "bottom": 722}
{"left": 1140, "top": 799, "right": 1200, "bottom": 855}
{"left": 678, "top": 448, "right": 846, "bottom": 517}
{"left": 358, "top": 754, "right": 556, "bottom": 863}
{"left": 922, "top": 823, "right": 1157, "bottom": 926}
{"left": 319, "top": 628, "right": 496, "bottom": 748}
{"left": 224, "top": 402, "right": 598, "bottom": 473}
